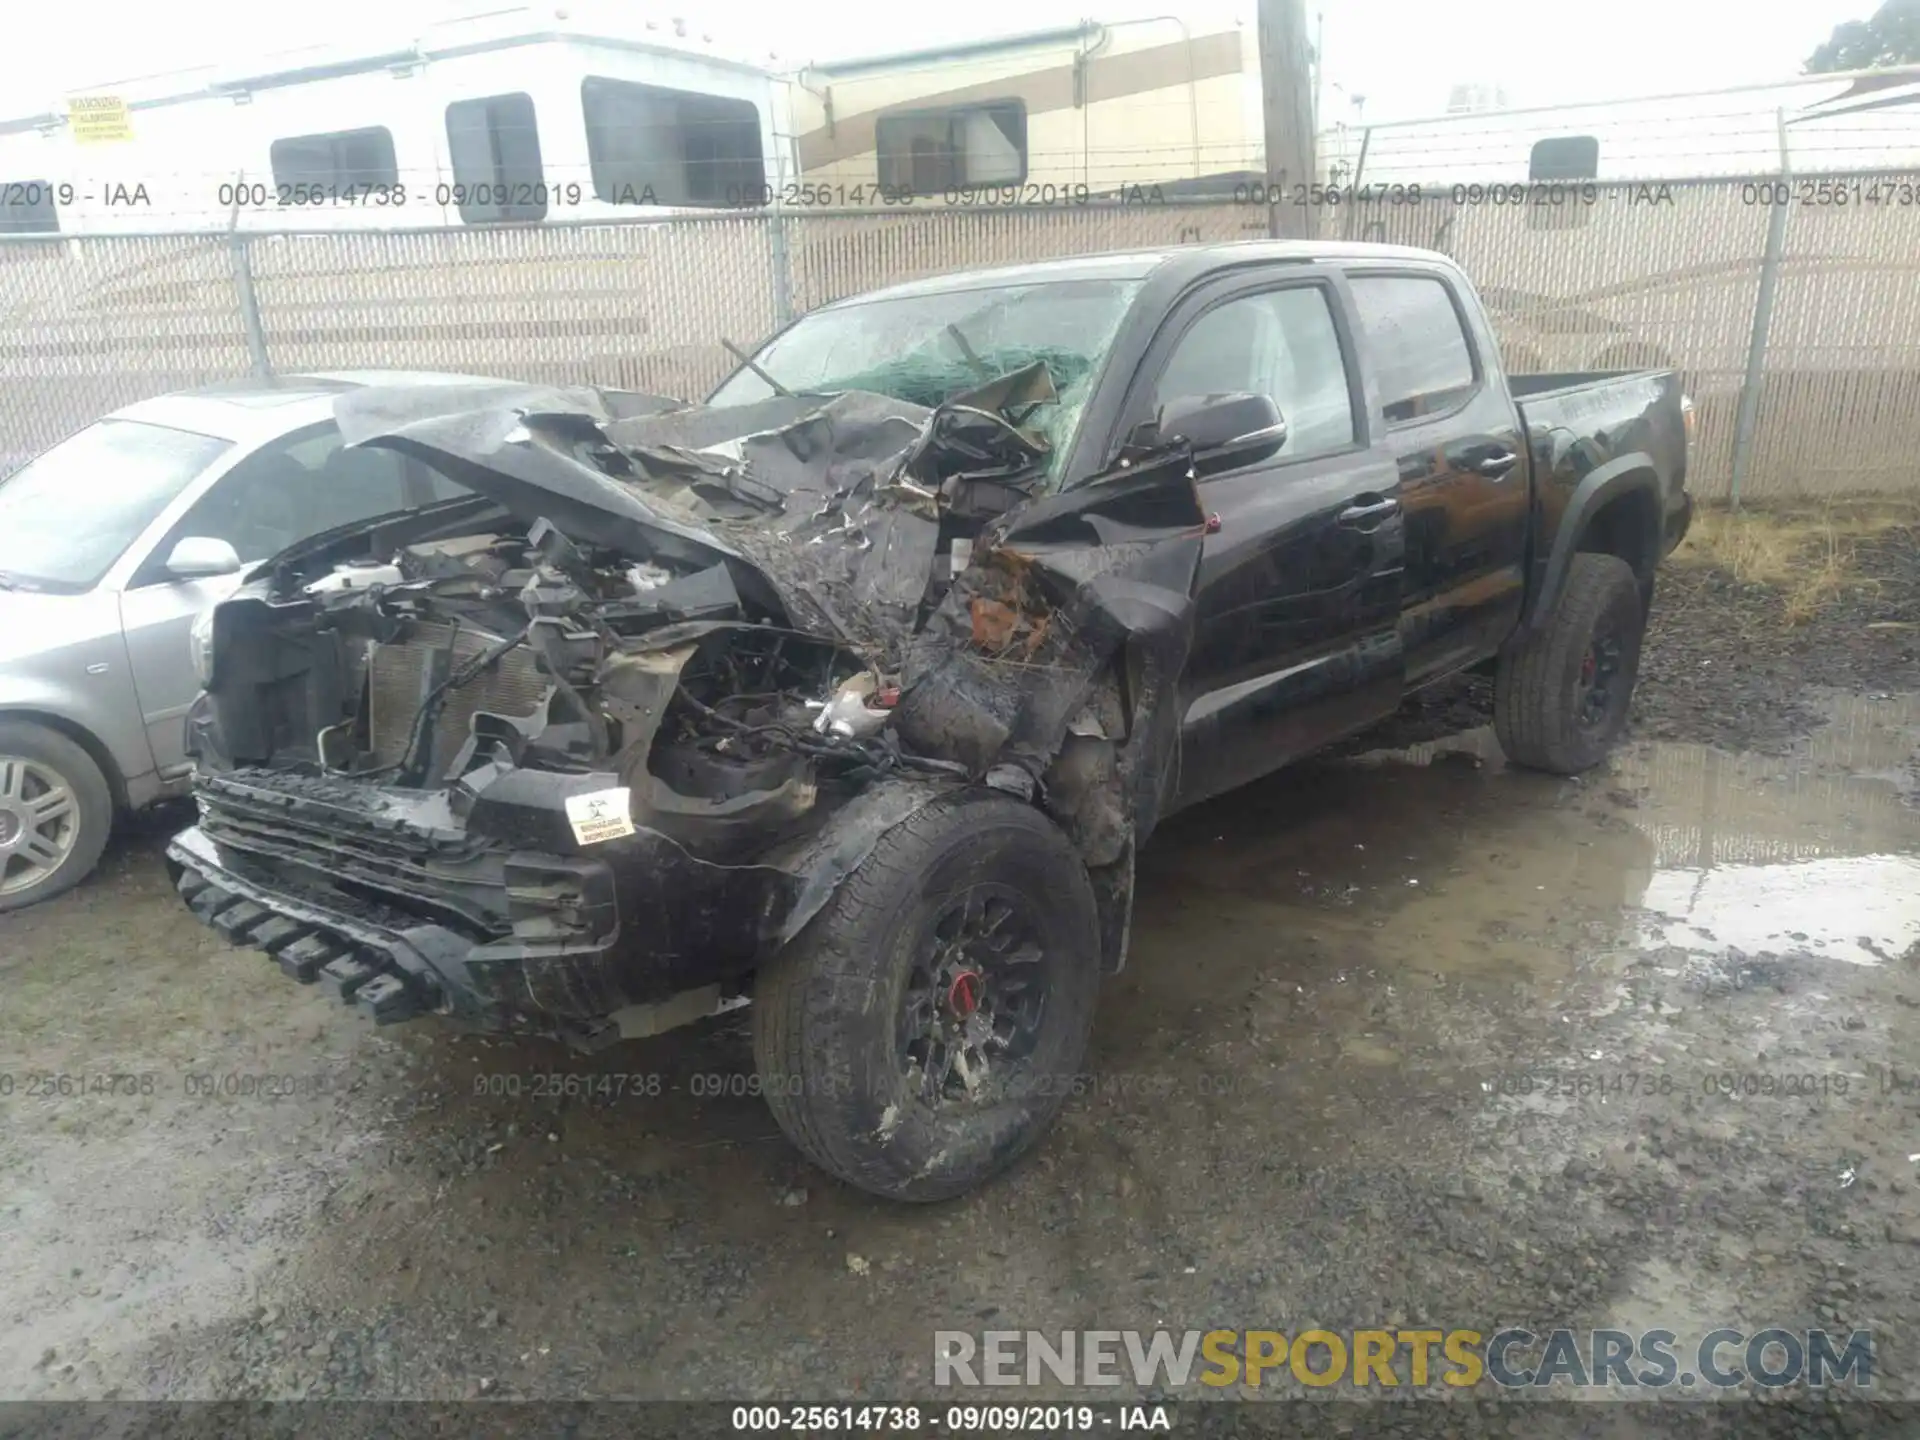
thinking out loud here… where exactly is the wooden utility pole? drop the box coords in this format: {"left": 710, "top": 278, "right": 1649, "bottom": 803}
{"left": 1258, "top": 0, "right": 1316, "bottom": 239}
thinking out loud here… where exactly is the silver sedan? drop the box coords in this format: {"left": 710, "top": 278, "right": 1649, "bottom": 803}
{"left": 0, "top": 370, "right": 494, "bottom": 910}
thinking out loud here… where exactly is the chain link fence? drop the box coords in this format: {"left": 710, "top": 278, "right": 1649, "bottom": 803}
{"left": 4, "top": 177, "right": 1918, "bottom": 499}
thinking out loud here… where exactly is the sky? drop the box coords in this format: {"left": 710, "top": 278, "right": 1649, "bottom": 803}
{"left": 6, "top": 0, "right": 1885, "bottom": 125}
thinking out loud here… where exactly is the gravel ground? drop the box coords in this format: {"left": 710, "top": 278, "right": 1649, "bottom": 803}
{"left": 2, "top": 536, "right": 1918, "bottom": 1437}
{"left": 1636, "top": 525, "right": 1920, "bottom": 756}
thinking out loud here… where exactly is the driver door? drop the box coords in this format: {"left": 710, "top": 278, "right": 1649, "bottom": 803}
{"left": 1112, "top": 269, "right": 1407, "bottom": 810}
{"left": 117, "top": 424, "right": 420, "bottom": 778}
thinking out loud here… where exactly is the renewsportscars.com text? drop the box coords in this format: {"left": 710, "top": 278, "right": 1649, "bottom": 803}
{"left": 934, "top": 1327, "right": 1873, "bottom": 1390}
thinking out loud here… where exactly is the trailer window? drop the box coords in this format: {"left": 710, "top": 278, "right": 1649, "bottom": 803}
{"left": 446, "top": 93, "right": 546, "bottom": 223}
{"left": 1530, "top": 135, "right": 1600, "bottom": 180}
{"left": 876, "top": 102, "right": 1026, "bottom": 192}
{"left": 1529, "top": 135, "right": 1598, "bottom": 229}
{"left": 582, "top": 77, "right": 764, "bottom": 208}
{"left": 269, "top": 127, "right": 400, "bottom": 192}
{"left": 0, "top": 180, "right": 60, "bottom": 234}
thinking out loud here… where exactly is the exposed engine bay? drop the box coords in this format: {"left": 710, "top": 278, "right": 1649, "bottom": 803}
{"left": 219, "top": 516, "right": 951, "bottom": 839}
{"left": 180, "top": 369, "right": 1207, "bottom": 1037}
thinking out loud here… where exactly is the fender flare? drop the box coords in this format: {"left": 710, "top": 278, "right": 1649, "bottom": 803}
{"left": 1523, "top": 453, "right": 1664, "bottom": 635}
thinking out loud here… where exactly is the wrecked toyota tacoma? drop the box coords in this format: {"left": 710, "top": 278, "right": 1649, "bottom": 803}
{"left": 168, "top": 242, "right": 1692, "bottom": 1201}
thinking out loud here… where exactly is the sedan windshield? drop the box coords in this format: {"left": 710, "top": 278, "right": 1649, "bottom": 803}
{"left": 707, "top": 278, "right": 1142, "bottom": 483}
{"left": 0, "top": 420, "right": 232, "bottom": 592}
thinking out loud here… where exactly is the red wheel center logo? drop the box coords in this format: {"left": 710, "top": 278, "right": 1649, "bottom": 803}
{"left": 947, "top": 971, "right": 983, "bottom": 1018}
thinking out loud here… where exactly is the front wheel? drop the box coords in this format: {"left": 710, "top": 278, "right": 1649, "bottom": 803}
{"left": 1494, "top": 552, "right": 1645, "bottom": 775}
{"left": 0, "top": 720, "right": 114, "bottom": 912}
{"left": 751, "top": 791, "right": 1102, "bottom": 1202}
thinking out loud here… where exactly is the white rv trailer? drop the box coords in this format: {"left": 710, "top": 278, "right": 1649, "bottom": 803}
{"left": 0, "top": 2, "right": 800, "bottom": 235}
{"left": 784, "top": 37, "right": 1920, "bottom": 202}
{"left": 1320, "top": 65, "right": 1920, "bottom": 188}
{"left": 0, "top": 9, "right": 1276, "bottom": 236}
{"left": 5, "top": 3, "right": 1919, "bottom": 238}
{"left": 785, "top": 14, "right": 1264, "bottom": 199}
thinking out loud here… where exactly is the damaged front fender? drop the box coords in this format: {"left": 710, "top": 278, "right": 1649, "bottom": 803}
{"left": 897, "top": 448, "right": 1207, "bottom": 842}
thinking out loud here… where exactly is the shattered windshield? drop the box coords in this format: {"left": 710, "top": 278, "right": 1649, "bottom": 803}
{"left": 706, "top": 279, "right": 1142, "bottom": 485}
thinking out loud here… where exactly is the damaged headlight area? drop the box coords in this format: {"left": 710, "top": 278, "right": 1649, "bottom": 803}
{"left": 170, "top": 369, "right": 1206, "bottom": 1045}
{"left": 203, "top": 515, "right": 951, "bottom": 805}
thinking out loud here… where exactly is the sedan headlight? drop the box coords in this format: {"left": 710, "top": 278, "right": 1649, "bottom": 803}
{"left": 189, "top": 603, "right": 218, "bottom": 686}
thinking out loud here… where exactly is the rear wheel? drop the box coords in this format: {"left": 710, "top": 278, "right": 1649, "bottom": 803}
{"left": 0, "top": 720, "right": 113, "bottom": 912}
{"left": 751, "top": 791, "right": 1101, "bottom": 1202}
{"left": 1494, "top": 552, "right": 1645, "bottom": 775}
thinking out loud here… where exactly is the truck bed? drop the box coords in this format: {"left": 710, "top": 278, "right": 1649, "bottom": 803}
{"left": 1507, "top": 368, "right": 1670, "bottom": 399}
{"left": 1509, "top": 366, "right": 1694, "bottom": 602}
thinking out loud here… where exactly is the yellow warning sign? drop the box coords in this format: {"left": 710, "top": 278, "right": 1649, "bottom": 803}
{"left": 68, "top": 96, "right": 132, "bottom": 144}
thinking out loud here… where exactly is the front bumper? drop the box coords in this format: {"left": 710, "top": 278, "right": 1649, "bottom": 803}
{"left": 170, "top": 823, "right": 469, "bottom": 1025}
{"left": 165, "top": 765, "right": 815, "bottom": 1039}
{"left": 166, "top": 820, "right": 645, "bottom": 1035}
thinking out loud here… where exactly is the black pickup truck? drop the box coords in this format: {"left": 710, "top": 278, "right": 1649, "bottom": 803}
{"left": 168, "top": 241, "right": 1692, "bottom": 1201}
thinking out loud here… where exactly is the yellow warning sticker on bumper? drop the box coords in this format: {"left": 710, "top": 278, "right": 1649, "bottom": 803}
{"left": 564, "top": 787, "right": 635, "bottom": 845}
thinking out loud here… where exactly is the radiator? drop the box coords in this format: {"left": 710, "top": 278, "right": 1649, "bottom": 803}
{"left": 366, "top": 621, "right": 552, "bottom": 776}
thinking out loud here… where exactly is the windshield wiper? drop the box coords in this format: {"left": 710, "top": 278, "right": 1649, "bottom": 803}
{"left": 721, "top": 337, "right": 794, "bottom": 399}
{"left": 943, "top": 323, "right": 994, "bottom": 383}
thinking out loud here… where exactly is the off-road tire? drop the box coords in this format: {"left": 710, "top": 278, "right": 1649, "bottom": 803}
{"left": 1494, "top": 552, "right": 1645, "bottom": 775}
{"left": 0, "top": 719, "right": 114, "bottom": 913}
{"left": 751, "top": 791, "right": 1102, "bottom": 1202}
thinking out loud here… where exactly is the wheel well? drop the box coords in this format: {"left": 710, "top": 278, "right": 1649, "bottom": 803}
{"left": 0, "top": 709, "right": 129, "bottom": 813}
{"left": 1575, "top": 485, "right": 1660, "bottom": 583}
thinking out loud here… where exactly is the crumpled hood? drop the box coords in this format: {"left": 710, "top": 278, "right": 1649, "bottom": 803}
{"left": 333, "top": 381, "right": 763, "bottom": 594}
{"left": 334, "top": 375, "right": 1059, "bottom": 658}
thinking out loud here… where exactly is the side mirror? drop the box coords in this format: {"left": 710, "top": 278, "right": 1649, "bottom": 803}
{"left": 1154, "top": 392, "right": 1288, "bottom": 474}
{"left": 164, "top": 536, "right": 242, "bottom": 580}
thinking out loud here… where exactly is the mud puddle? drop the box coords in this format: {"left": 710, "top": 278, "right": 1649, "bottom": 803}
{"left": 4, "top": 697, "right": 1919, "bottom": 1405}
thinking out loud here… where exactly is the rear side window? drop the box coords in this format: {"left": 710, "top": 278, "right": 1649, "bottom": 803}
{"left": 1349, "top": 276, "right": 1478, "bottom": 425}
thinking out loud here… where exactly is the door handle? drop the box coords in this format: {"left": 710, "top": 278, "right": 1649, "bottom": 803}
{"left": 1474, "top": 449, "right": 1520, "bottom": 478}
{"left": 1337, "top": 497, "right": 1399, "bottom": 527}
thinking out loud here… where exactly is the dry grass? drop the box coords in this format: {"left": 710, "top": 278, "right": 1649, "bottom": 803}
{"left": 1674, "top": 497, "right": 1920, "bottom": 625}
